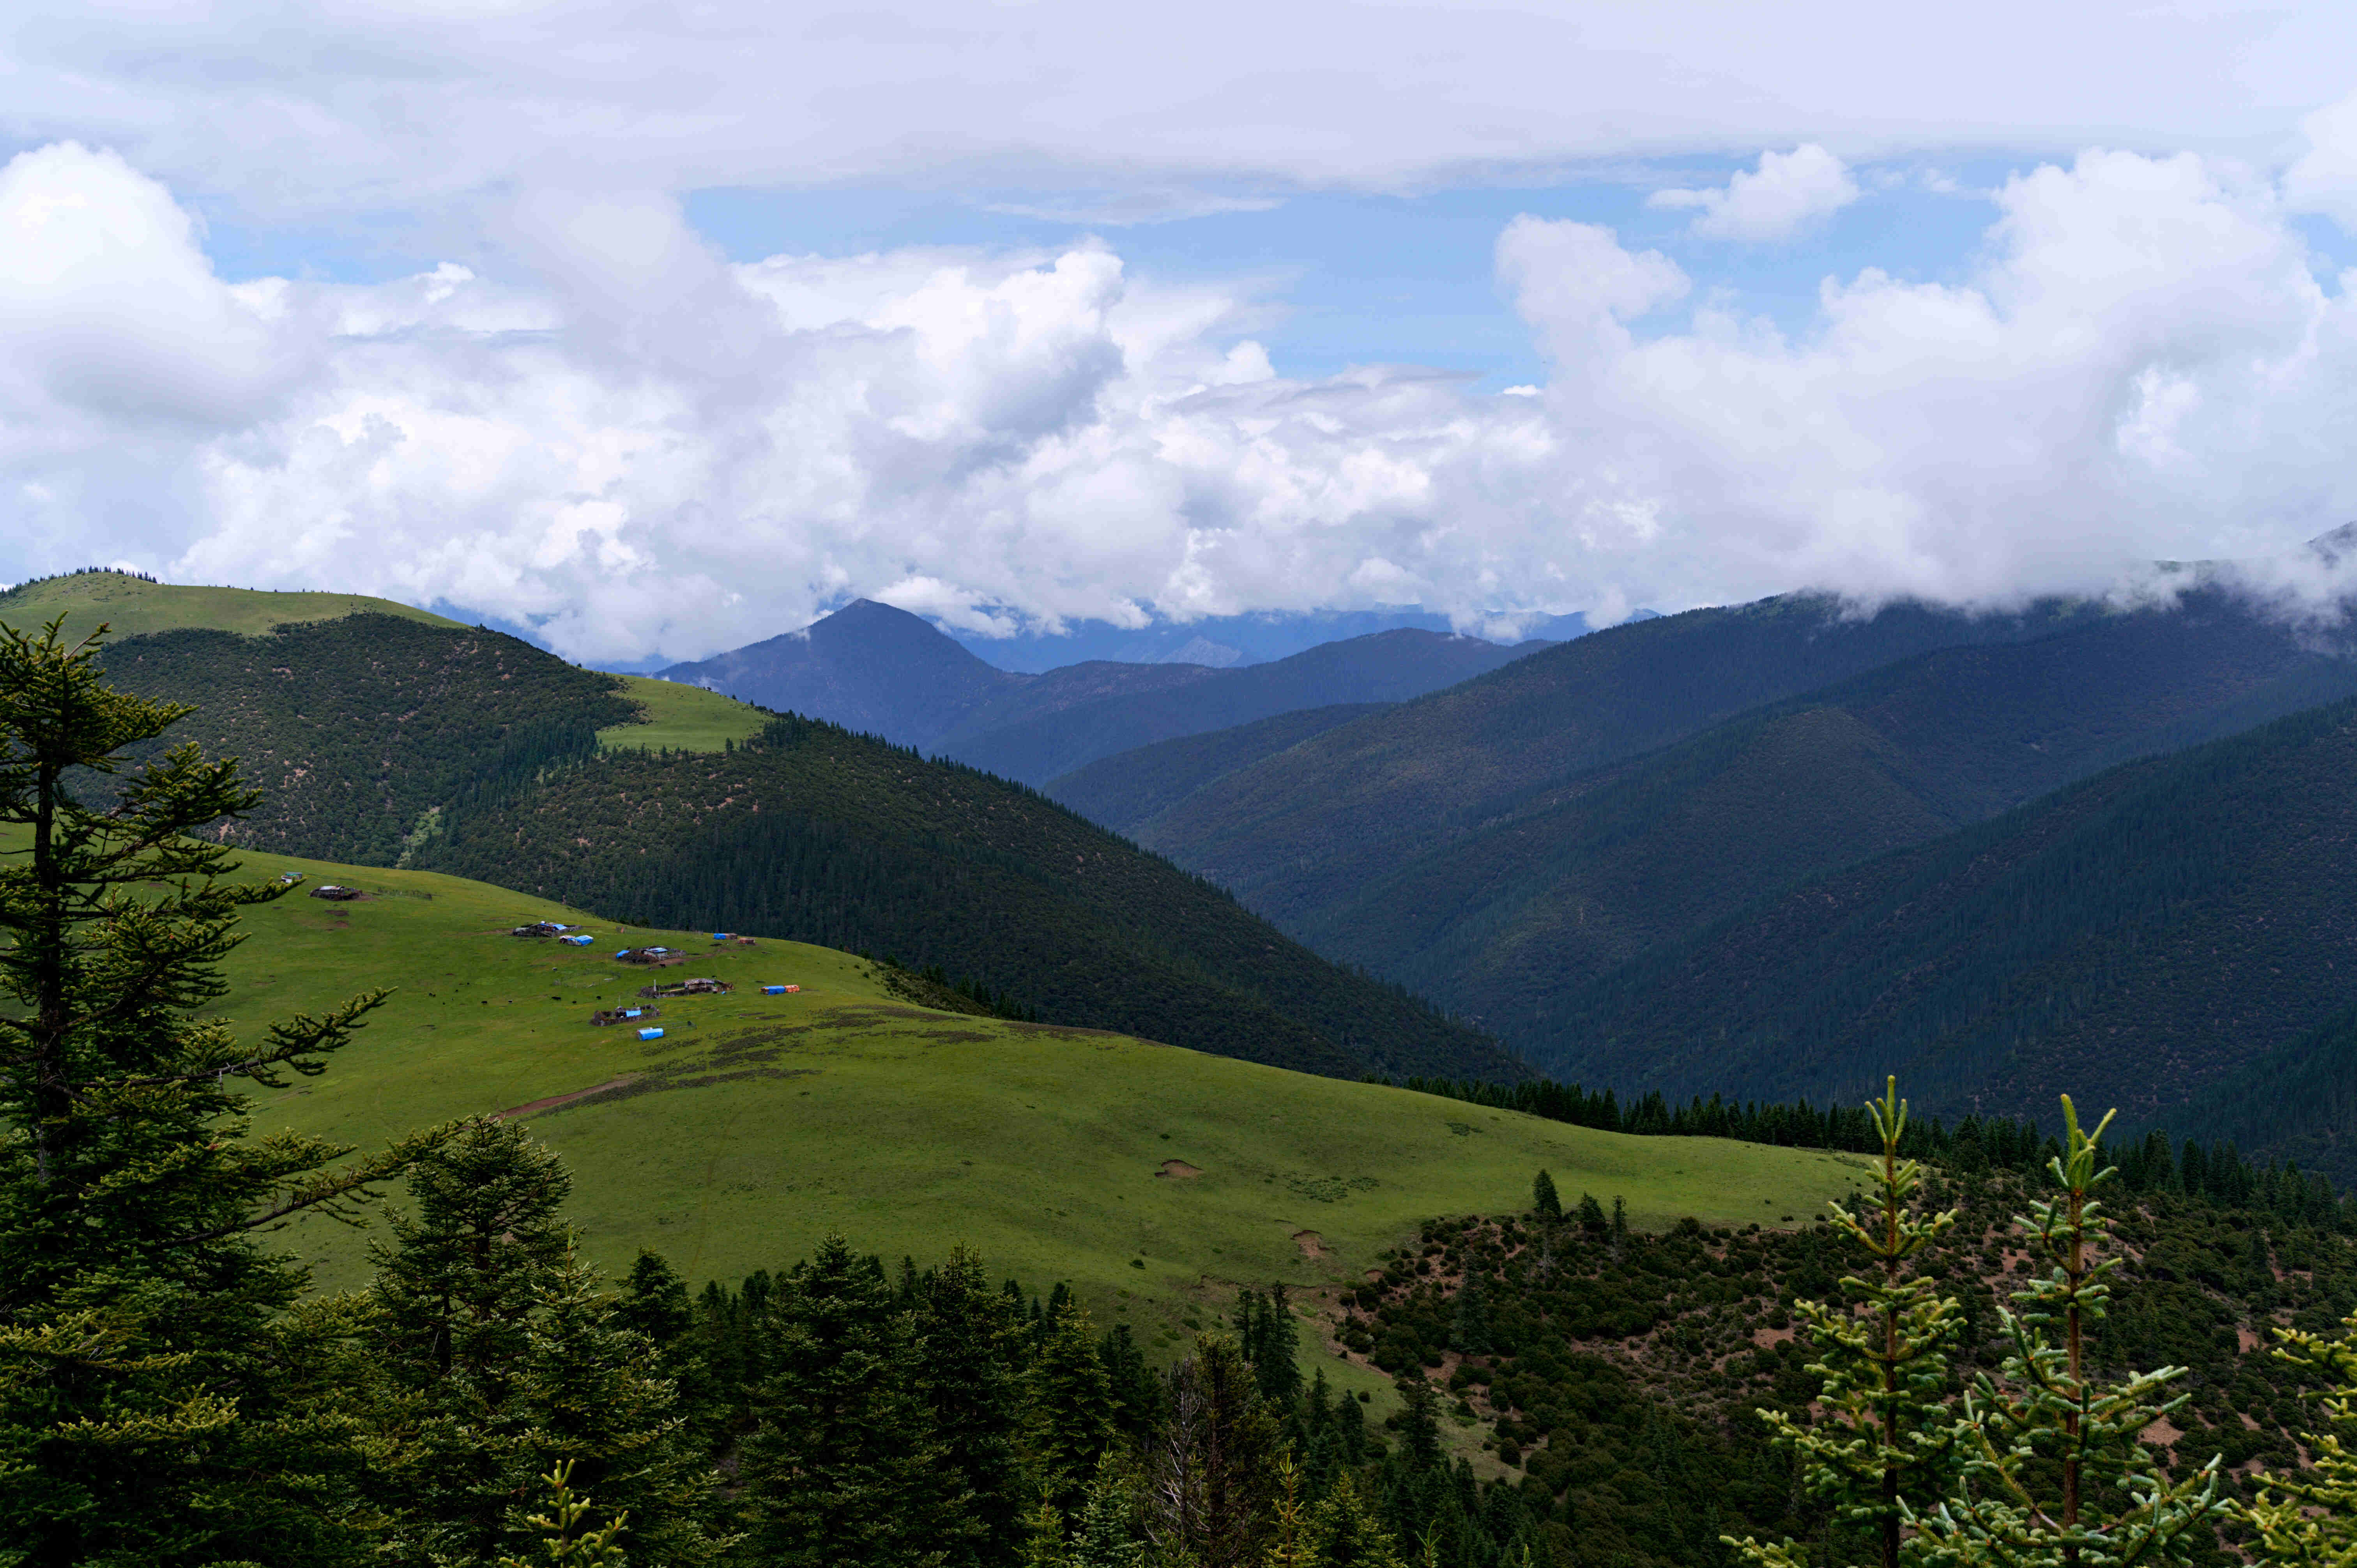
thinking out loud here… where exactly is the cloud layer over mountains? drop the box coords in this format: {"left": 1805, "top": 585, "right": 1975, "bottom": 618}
{"left": 9, "top": 18, "right": 2357, "bottom": 659}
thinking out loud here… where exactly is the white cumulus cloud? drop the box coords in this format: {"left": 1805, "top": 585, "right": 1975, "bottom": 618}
{"left": 9, "top": 141, "right": 2357, "bottom": 664}
{"left": 1504, "top": 148, "right": 2354, "bottom": 606}
{"left": 2285, "top": 90, "right": 2357, "bottom": 230}
{"left": 1650, "top": 145, "right": 1862, "bottom": 242}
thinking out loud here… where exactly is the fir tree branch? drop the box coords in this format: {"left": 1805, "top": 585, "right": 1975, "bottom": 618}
{"left": 171, "top": 1119, "right": 474, "bottom": 1245}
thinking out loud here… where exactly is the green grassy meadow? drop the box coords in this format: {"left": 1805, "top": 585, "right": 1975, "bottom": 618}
{"left": 0, "top": 571, "right": 463, "bottom": 640}
{"left": 209, "top": 846, "right": 1860, "bottom": 1302}
{"left": 5, "top": 824, "right": 1868, "bottom": 1424}
{"left": 597, "top": 675, "right": 771, "bottom": 752}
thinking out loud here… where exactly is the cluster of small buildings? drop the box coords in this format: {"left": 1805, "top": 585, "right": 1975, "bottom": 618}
{"left": 545, "top": 928, "right": 805, "bottom": 1044}
{"left": 637, "top": 976, "right": 734, "bottom": 999}
{"left": 513, "top": 921, "right": 597, "bottom": 946}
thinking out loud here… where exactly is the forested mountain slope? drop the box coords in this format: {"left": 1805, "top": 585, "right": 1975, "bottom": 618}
{"left": 1294, "top": 588, "right": 2357, "bottom": 1040}
{"left": 2178, "top": 1002, "right": 2357, "bottom": 1189}
{"left": 1046, "top": 703, "right": 1386, "bottom": 835}
{"left": 417, "top": 714, "right": 1522, "bottom": 1082}
{"left": 96, "top": 613, "right": 634, "bottom": 866}
{"left": 1133, "top": 594, "right": 2098, "bottom": 929}
{"left": 1538, "top": 693, "right": 2357, "bottom": 1140}
{"left": 935, "top": 628, "right": 1550, "bottom": 785}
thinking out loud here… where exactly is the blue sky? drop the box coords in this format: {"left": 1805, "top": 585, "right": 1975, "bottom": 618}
{"left": 189, "top": 159, "right": 2019, "bottom": 389}
{"left": 675, "top": 174, "right": 1992, "bottom": 389}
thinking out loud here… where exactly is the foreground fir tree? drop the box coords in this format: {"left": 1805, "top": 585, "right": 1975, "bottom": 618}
{"left": 1911, "top": 1097, "right": 2228, "bottom": 1568}
{"left": 364, "top": 1120, "right": 726, "bottom": 1568}
{"left": 502, "top": 1245, "right": 729, "bottom": 1567}
{"left": 1148, "top": 1335, "right": 1280, "bottom": 1568}
{"left": 0, "top": 617, "right": 448, "bottom": 1567}
{"left": 1728, "top": 1077, "right": 1966, "bottom": 1568}
{"left": 1026, "top": 1289, "right": 1116, "bottom": 1524}
{"left": 1062, "top": 1455, "right": 1151, "bottom": 1568}
{"left": 911, "top": 1245, "right": 1027, "bottom": 1567}
{"left": 1302, "top": 1470, "right": 1404, "bottom": 1568}
{"left": 739, "top": 1232, "right": 942, "bottom": 1567}
{"left": 2248, "top": 1307, "right": 2357, "bottom": 1565}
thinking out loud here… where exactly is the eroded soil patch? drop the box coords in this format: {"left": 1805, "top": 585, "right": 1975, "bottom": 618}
{"left": 496, "top": 1076, "right": 640, "bottom": 1119}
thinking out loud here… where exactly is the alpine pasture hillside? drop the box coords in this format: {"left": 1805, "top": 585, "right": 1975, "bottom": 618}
{"left": 418, "top": 711, "right": 1528, "bottom": 1084}
{"left": 597, "top": 674, "right": 774, "bottom": 752}
{"left": 0, "top": 583, "right": 1506, "bottom": 1086}
{"left": 0, "top": 567, "right": 464, "bottom": 639}
{"left": 116, "top": 836, "right": 1867, "bottom": 1356}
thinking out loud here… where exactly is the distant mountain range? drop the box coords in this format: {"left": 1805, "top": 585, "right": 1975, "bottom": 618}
{"left": 1107, "top": 594, "right": 2095, "bottom": 923}
{"left": 656, "top": 599, "right": 1026, "bottom": 749}
{"left": 935, "top": 628, "right": 1555, "bottom": 785}
{"left": 659, "top": 598, "right": 1554, "bottom": 782}
{"left": 942, "top": 605, "right": 1607, "bottom": 672}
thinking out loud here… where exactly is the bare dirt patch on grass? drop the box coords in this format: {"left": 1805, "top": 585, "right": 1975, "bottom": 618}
{"left": 1157, "top": 1160, "right": 1203, "bottom": 1179}
{"left": 1006, "top": 1021, "right": 1138, "bottom": 1043}
{"left": 1293, "top": 1229, "right": 1327, "bottom": 1258}
{"left": 496, "top": 1076, "right": 640, "bottom": 1119}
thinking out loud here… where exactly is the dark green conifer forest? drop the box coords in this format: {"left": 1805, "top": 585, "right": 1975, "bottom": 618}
{"left": 416, "top": 714, "right": 1514, "bottom": 1082}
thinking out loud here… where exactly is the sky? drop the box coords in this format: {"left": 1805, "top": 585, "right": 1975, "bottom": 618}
{"left": 11, "top": 1, "right": 2357, "bottom": 663}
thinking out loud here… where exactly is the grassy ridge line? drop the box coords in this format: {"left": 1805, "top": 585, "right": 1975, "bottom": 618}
{"left": 0, "top": 576, "right": 770, "bottom": 757}
{"left": 0, "top": 569, "right": 463, "bottom": 639}
{"left": 596, "top": 675, "right": 772, "bottom": 752}
{"left": 5, "top": 829, "right": 1866, "bottom": 1359}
